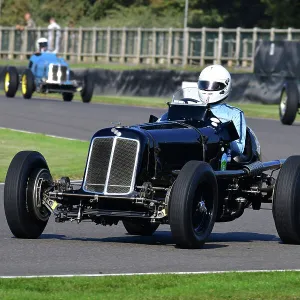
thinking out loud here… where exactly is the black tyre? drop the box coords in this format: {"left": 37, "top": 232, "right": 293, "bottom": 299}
{"left": 273, "top": 156, "right": 300, "bottom": 244}
{"left": 21, "top": 69, "right": 35, "bottom": 99}
{"left": 123, "top": 220, "right": 159, "bottom": 236}
{"left": 4, "top": 66, "right": 19, "bottom": 98}
{"left": 62, "top": 92, "right": 74, "bottom": 102}
{"left": 81, "top": 72, "right": 94, "bottom": 103}
{"left": 69, "top": 70, "right": 75, "bottom": 80}
{"left": 279, "top": 81, "right": 299, "bottom": 125}
{"left": 169, "top": 161, "right": 218, "bottom": 249}
{"left": 4, "top": 151, "right": 52, "bottom": 239}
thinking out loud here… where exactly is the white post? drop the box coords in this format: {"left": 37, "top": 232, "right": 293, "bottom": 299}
{"left": 120, "top": 27, "right": 126, "bottom": 63}
{"left": 167, "top": 28, "right": 172, "bottom": 66}
{"left": 92, "top": 27, "right": 97, "bottom": 62}
{"left": 200, "top": 27, "right": 206, "bottom": 66}
{"left": 136, "top": 27, "right": 141, "bottom": 64}
{"left": 251, "top": 27, "right": 258, "bottom": 71}
{"left": 287, "top": 27, "right": 292, "bottom": 40}
{"left": 152, "top": 28, "right": 156, "bottom": 65}
{"left": 235, "top": 27, "right": 241, "bottom": 66}
{"left": 77, "top": 26, "right": 82, "bottom": 62}
{"left": 217, "top": 27, "right": 223, "bottom": 65}
{"left": 106, "top": 27, "right": 111, "bottom": 63}
{"left": 183, "top": 27, "right": 189, "bottom": 66}
{"left": 270, "top": 27, "right": 275, "bottom": 41}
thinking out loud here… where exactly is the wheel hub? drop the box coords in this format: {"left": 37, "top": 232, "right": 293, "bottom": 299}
{"left": 30, "top": 169, "right": 52, "bottom": 222}
{"left": 280, "top": 91, "right": 287, "bottom": 115}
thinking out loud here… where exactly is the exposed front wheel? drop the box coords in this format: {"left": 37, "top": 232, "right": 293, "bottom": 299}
{"left": 4, "top": 151, "right": 52, "bottom": 239}
{"left": 62, "top": 92, "right": 74, "bottom": 102}
{"left": 273, "top": 156, "right": 300, "bottom": 244}
{"left": 279, "top": 81, "right": 299, "bottom": 125}
{"left": 21, "top": 69, "right": 35, "bottom": 99}
{"left": 169, "top": 161, "right": 218, "bottom": 249}
{"left": 4, "top": 66, "right": 19, "bottom": 97}
{"left": 123, "top": 220, "right": 159, "bottom": 236}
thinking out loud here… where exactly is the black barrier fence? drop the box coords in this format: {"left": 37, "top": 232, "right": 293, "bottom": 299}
{"left": 0, "top": 65, "right": 288, "bottom": 104}
{"left": 252, "top": 40, "right": 300, "bottom": 104}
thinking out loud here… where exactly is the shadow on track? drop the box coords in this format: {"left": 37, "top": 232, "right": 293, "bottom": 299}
{"left": 35, "top": 230, "right": 279, "bottom": 248}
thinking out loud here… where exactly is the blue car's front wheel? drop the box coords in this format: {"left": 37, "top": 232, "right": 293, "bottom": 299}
{"left": 21, "top": 69, "right": 35, "bottom": 99}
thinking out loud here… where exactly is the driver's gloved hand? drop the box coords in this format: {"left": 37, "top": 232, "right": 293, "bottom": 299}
{"left": 210, "top": 117, "right": 220, "bottom": 127}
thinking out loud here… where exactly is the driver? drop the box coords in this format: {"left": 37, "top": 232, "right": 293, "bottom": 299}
{"left": 36, "top": 37, "right": 49, "bottom": 53}
{"left": 28, "top": 37, "right": 50, "bottom": 68}
{"left": 198, "top": 65, "right": 246, "bottom": 156}
{"left": 158, "top": 64, "right": 246, "bottom": 156}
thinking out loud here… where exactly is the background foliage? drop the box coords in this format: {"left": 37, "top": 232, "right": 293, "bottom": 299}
{"left": 0, "top": 0, "right": 298, "bottom": 28}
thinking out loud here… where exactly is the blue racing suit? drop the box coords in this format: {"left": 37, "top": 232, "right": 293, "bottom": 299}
{"left": 210, "top": 103, "right": 246, "bottom": 156}
{"left": 157, "top": 102, "right": 247, "bottom": 156}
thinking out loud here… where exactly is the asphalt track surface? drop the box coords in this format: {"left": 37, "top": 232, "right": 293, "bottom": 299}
{"left": 1, "top": 96, "right": 300, "bottom": 276}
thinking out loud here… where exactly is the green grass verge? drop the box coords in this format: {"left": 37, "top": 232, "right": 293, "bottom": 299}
{"left": 6, "top": 91, "right": 298, "bottom": 120}
{"left": 1, "top": 271, "right": 300, "bottom": 300}
{"left": 0, "top": 59, "right": 251, "bottom": 72}
{"left": 0, "top": 128, "right": 89, "bottom": 182}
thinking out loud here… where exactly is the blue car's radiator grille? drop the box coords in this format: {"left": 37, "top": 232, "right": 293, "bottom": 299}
{"left": 48, "top": 64, "right": 68, "bottom": 82}
{"left": 83, "top": 137, "right": 139, "bottom": 195}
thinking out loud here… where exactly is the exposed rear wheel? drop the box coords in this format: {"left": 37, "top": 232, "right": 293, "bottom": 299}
{"left": 279, "top": 81, "right": 299, "bottom": 125}
{"left": 169, "top": 161, "right": 218, "bottom": 249}
{"left": 4, "top": 151, "right": 52, "bottom": 239}
{"left": 4, "top": 66, "right": 19, "bottom": 98}
{"left": 81, "top": 72, "right": 94, "bottom": 103}
{"left": 273, "top": 156, "right": 300, "bottom": 244}
{"left": 123, "top": 220, "right": 159, "bottom": 236}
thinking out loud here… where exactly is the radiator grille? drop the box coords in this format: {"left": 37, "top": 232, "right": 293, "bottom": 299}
{"left": 48, "top": 64, "right": 68, "bottom": 82}
{"left": 84, "top": 137, "right": 139, "bottom": 195}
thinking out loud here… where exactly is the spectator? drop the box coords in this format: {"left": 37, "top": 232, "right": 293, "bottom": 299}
{"left": 16, "top": 12, "right": 36, "bottom": 30}
{"left": 48, "top": 17, "right": 61, "bottom": 53}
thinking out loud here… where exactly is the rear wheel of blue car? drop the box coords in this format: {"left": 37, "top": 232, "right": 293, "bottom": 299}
{"left": 4, "top": 66, "right": 19, "bottom": 97}
{"left": 21, "top": 69, "right": 35, "bottom": 99}
{"left": 62, "top": 92, "right": 74, "bottom": 102}
{"left": 81, "top": 72, "right": 94, "bottom": 103}
{"left": 169, "top": 161, "right": 218, "bottom": 249}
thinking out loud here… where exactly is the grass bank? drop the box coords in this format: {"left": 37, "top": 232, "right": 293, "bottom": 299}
{"left": 11, "top": 92, "right": 297, "bottom": 121}
{"left": 1, "top": 271, "right": 300, "bottom": 300}
{"left": 0, "top": 128, "right": 89, "bottom": 182}
{"left": 0, "top": 59, "right": 251, "bottom": 73}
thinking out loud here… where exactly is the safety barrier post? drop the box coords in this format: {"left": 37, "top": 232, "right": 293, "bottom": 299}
{"left": 135, "top": 27, "right": 141, "bottom": 64}
{"left": 8, "top": 28, "right": 15, "bottom": 59}
{"left": 120, "top": 27, "right": 126, "bottom": 63}
{"left": 235, "top": 27, "right": 241, "bottom": 66}
{"left": 92, "top": 27, "right": 97, "bottom": 62}
{"left": 217, "top": 27, "right": 223, "bottom": 65}
{"left": 106, "top": 27, "right": 111, "bottom": 63}
{"left": 251, "top": 27, "right": 258, "bottom": 70}
{"left": 167, "top": 28, "right": 172, "bottom": 66}
{"left": 200, "top": 27, "right": 206, "bottom": 66}
{"left": 77, "top": 26, "right": 82, "bottom": 62}
{"left": 152, "top": 28, "right": 156, "bottom": 65}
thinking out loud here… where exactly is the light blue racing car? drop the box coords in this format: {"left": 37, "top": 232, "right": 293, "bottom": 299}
{"left": 4, "top": 52, "right": 94, "bottom": 103}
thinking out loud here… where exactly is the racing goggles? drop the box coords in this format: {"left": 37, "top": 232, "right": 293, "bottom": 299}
{"left": 39, "top": 42, "right": 48, "bottom": 49}
{"left": 198, "top": 80, "right": 226, "bottom": 91}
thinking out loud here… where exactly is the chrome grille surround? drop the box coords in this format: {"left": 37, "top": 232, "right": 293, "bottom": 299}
{"left": 83, "top": 136, "right": 140, "bottom": 196}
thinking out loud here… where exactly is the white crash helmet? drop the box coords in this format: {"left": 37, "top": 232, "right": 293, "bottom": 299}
{"left": 36, "top": 37, "right": 48, "bottom": 52}
{"left": 198, "top": 65, "right": 232, "bottom": 104}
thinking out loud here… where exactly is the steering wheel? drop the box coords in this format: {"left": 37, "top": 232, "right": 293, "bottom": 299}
{"left": 181, "top": 98, "right": 199, "bottom": 104}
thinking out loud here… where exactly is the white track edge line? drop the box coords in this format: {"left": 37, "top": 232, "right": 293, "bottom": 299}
{"left": 1, "top": 269, "right": 300, "bottom": 279}
{"left": 0, "top": 127, "right": 87, "bottom": 142}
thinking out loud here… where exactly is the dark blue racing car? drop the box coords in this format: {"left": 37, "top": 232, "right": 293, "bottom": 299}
{"left": 4, "top": 51, "right": 94, "bottom": 103}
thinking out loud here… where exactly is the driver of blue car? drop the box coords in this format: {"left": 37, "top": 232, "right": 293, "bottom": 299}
{"left": 158, "top": 64, "right": 247, "bottom": 156}
{"left": 28, "top": 37, "right": 51, "bottom": 69}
